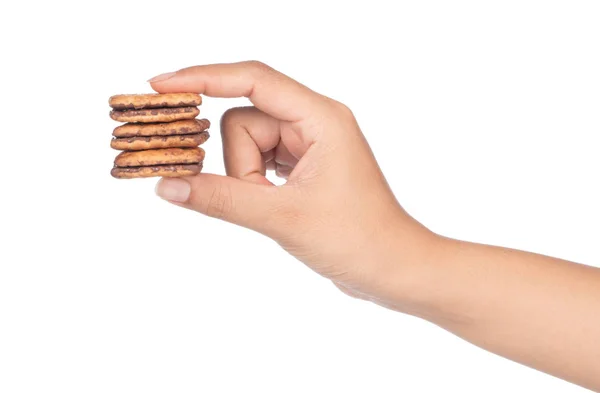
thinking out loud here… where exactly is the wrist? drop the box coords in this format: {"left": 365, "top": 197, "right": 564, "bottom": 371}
{"left": 368, "top": 217, "right": 458, "bottom": 322}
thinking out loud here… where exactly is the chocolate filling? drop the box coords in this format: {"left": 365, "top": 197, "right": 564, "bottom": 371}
{"left": 111, "top": 107, "right": 197, "bottom": 116}
{"left": 112, "top": 132, "right": 206, "bottom": 143}
{"left": 111, "top": 101, "right": 200, "bottom": 110}
{"left": 113, "top": 162, "right": 202, "bottom": 169}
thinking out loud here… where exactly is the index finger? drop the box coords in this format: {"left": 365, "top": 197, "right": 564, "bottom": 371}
{"left": 148, "top": 61, "right": 325, "bottom": 123}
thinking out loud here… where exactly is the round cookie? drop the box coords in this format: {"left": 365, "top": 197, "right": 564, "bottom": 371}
{"left": 109, "top": 93, "right": 202, "bottom": 110}
{"left": 111, "top": 164, "right": 203, "bottom": 179}
{"left": 113, "top": 119, "right": 210, "bottom": 137}
{"left": 114, "top": 147, "right": 205, "bottom": 167}
{"left": 111, "top": 131, "right": 210, "bottom": 151}
{"left": 110, "top": 107, "right": 200, "bottom": 123}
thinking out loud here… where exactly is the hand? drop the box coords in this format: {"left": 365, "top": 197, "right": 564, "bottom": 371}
{"left": 150, "top": 61, "right": 436, "bottom": 306}
{"left": 149, "top": 61, "right": 600, "bottom": 390}
{"left": 150, "top": 61, "right": 600, "bottom": 391}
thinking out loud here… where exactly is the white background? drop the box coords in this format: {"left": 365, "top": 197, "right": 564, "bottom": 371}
{"left": 1, "top": 1, "right": 599, "bottom": 392}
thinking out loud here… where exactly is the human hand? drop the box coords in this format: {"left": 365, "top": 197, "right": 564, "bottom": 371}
{"left": 149, "top": 62, "right": 600, "bottom": 391}
{"left": 151, "top": 61, "right": 436, "bottom": 307}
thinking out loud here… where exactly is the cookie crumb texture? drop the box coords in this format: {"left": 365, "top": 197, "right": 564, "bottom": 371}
{"left": 113, "top": 119, "right": 210, "bottom": 137}
{"left": 114, "top": 148, "right": 205, "bottom": 167}
{"left": 108, "top": 93, "right": 209, "bottom": 179}
{"left": 109, "top": 93, "right": 202, "bottom": 109}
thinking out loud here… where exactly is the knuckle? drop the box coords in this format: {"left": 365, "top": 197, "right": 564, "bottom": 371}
{"left": 330, "top": 99, "right": 355, "bottom": 119}
{"left": 245, "top": 60, "right": 271, "bottom": 74}
{"left": 244, "top": 60, "right": 279, "bottom": 83}
{"left": 220, "top": 107, "right": 240, "bottom": 131}
{"left": 220, "top": 106, "right": 255, "bottom": 135}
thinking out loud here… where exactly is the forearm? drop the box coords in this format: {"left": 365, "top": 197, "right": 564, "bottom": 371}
{"left": 400, "top": 235, "right": 600, "bottom": 391}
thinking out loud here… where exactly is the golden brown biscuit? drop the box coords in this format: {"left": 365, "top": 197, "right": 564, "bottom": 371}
{"left": 110, "top": 107, "right": 200, "bottom": 123}
{"left": 111, "top": 164, "right": 202, "bottom": 179}
{"left": 111, "top": 131, "right": 210, "bottom": 151}
{"left": 109, "top": 93, "right": 202, "bottom": 110}
{"left": 113, "top": 119, "right": 210, "bottom": 137}
{"left": 114, "top": 147, "right": 205, "bottom": 167}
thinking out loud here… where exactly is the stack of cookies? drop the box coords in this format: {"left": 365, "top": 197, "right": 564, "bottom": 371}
{"left": 108, "top": 93, "right": 210, "bottom": 179}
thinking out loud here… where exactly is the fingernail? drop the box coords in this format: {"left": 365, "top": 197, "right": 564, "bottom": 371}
{"left": 147, "top": 71, "right": 177, "bottom": 83}
{"left": 155, "top": 178, "right": 191, "bottom": 202}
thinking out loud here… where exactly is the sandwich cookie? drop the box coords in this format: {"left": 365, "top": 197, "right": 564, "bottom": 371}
{"left": 110, "top": 132, "right": 210, "bottom": 151}
{"left": 111, "top": 147, "right": 205, "bottom": 179}
{"left": 113, "top": 119, "right": 211, "bottom": 137}
{"left": 111, "top": 119, "right": 211, "bottom": 151}
{"left": 110, "top": 106, "right": 200, "bottom": 123}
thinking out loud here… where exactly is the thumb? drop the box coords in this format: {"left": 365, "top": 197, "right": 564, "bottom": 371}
{"left": 155, "top": 174, "right": 288, "bottom": 236}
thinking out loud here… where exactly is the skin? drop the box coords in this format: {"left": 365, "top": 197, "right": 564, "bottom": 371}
{"left": 150, "top": 61, "right": 600, "bottom": 391}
